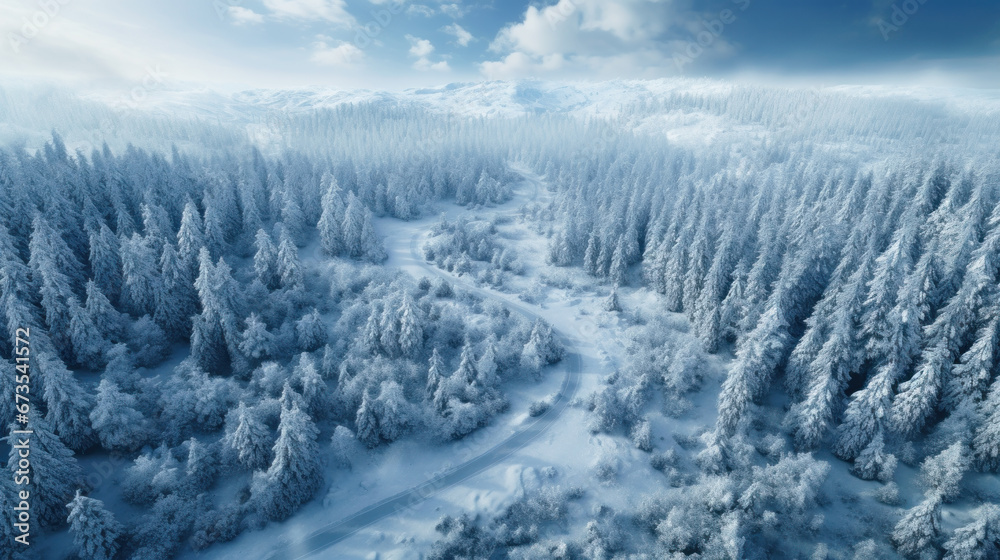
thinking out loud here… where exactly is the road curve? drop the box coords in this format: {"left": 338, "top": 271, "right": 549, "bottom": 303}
{"left": 267, "top": 228, "right": 583, "bottom": 560}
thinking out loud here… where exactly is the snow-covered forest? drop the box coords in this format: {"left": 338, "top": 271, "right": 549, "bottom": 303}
{"left": 2, "top": 79, "right": 1000, "bottom": 559}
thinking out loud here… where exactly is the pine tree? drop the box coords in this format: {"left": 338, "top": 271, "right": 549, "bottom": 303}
{"left": 66, "top": 490, "right": 123, "bottom": 560}
{"left": 253, "top": 228, "right": 279, "bottom": 289}
{"left": 921, "top": 441, "right": 969, "bottom": 502}
{"left": 85, "top": 281, "right": 125, "bottom": 342}
{"left": 68, "top": 296, "right": 108, "bottom": 367}
{"left": 39, "top": 352, "right": 95, "bottom": 451}
{"left": 942, "top": 505, "right": 1000, "bottom": 560}
{"left": 155, "top": 243, "right": 196, "bottom": 340}
{"left": 177, "top": 199, "right": 205, "bottom": 269}
{"left": 184, "top": 438, "right": 217, "bottom": 492}
{"left": 296, "top": 354, "right": 328, "bottom": 419}
{"left": 239, "top": 313, "right": 274, "bottom": 360}
{"left": 252, "top": 404, "right": 322, "bottom": 520}
{"left": 343, "top": 192, "right": 386, "bottom": 262}
{"left": 477, "top": 335, "right": 500, "bottom": 391}
{"left": 296, "top": 309, "right": 327, "bottom": 351}
{"left": 851, "top": 431, "right": 895, "bottom": 482}
{"left": 88, "top": 222, "right": 123, "bottom": 302}
{"left": 604, "top": 285, "right": 622, "bottom": 312}
{"left": 120, "top": 233, "right": 159, "bottom": 317}
{"left": 373, "top": 380, "right": 412, "bottom": 442}
{"left": 318, "top": 173, "right": 346, "bottom": 256}
{"left": 277, "top": 228, "right": 303, "bottom": 289}
{"left": 455, "top": 338, "right": 478, "bottom": 384}
{"left": 717, "top": 305, "right": 790, "bottom": 437}
{"left": 223, "top": 402, "right": 272, "bottom": 471}
{"left": 427, "top": 348, "right": 446, "bottom": 396}
{"left": 787, "top": 262, "right": 868, "bottom": 450}
{"left": 892, "top": 495, "right": 942, "bottom": 557}
{"left": 945, "top": 312, "right": 1000, "bottom": 411}
{"left": 356, "top": 390, "right": 381, "bottom": 448}
{"left": 609, "top": 237, "right": 628, "bottom": 286}
{"left": 398, "top": 293, "right": 423, "bottom": 357}
{"left": 90, "top": 379, "right": 147, "bottom": 451}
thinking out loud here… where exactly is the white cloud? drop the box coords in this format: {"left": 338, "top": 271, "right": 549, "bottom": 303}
{"left": 414, "top": 58, "right": 450, "bottom": 71}
{"left": 407, "top": 35, "right": 435, "bottom": 58}
{"left": 263, "top": 0, "right": 355, "bottom": 25}
{"left": 407, "top": 4, "right": 436, "bottom": 17}
{"left": 228, "top": 6, "right": 264, "bottom": 25}
{"left": 440, "top": 3, "right": 467, "bottom": 18}
{"left": 311, "top": 38, "right": 364, "bottom": 66}
{"left": 405, "top": 35, "right": 449, "bottom": 72}
{"left": 482, "top": 0, "right": 735, "bottom": 79}
{"left": 443, "top": 23, "right": 473, "bottom": 47}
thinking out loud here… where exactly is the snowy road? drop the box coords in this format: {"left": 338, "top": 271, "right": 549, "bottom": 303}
{"left": 267, "top": 220, "right": 583, "bottom": 560}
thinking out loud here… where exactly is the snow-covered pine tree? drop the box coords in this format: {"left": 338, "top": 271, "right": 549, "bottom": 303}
{"left": 39, "top": 352, "right": 95, "bottom": 451}
{"left": 276, "top": 227, "right": 303, "bottom": 289}
{"left": 253, "top": 228, "right": 279, "bottom": 289}
{"left": 296, "top": 309, "right": 327, "bottom": 351}
{"left": 87, "top": 222, "right": 123, "bottom": 302}
{"left": 318, "top": 173, "right": 346, "bottom": 257}
{"left": 223, "top": 402, "right": 272, "bottom": 471}
{"left": 892, "top": 494, "right": 942, "bottom": 557}
{"left": 66, "top": 490, "right": 123, "bottom": 560}
{"left": 427, "top": 348, "right": 446, "bottom": 397}
{"left": 942, "top": 505, "right": 1000, "bottom": 560}
{"left": 240, "top": 313, "right": 274, "bottom": 361}
{"left": 356, "top": 390, "right": 381, "bottom": 448}
{"left": 398, "top": 293, "right": 424, "bottom": 357}
{"left": 251, "top": 402, "right": 322, "bottom": 520}
{"left": 120, "top": 233, "right": 160, "bottom": 317}
{"left": 90, "top": 378, "right": 148, "bottom": 451}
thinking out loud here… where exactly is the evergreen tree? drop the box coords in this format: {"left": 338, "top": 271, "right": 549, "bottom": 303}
{"left": 66, "top": 490, "right": 123, "bottom": 560}
{"left": 253, "top": 228, "right": 279, "bottom": 289}
{"left": 84, "top": 281, "right": 125, "bottom": 342}
{"left": 223, "top": 402, "right": 272, "bottom": 471}
{"left": 604, "top": 285, "right": 622, "bottom": 313}
{"left": 398, "top": 293, "right": 423, "bottom": 357}
{"left": 318, "top": 173, "right": 346, "bottom": 256}
{"left": 239, "top": 313, "right": 274, "bottom": 361}
{"left": 120, "top": 233, "right": 159, "bottom": 317}
{"left": 88, "top": 222, "right": 123, "bottom": 302}
{"left": 155, "top": 242, "right": 197, "bottom": 340}
{"left": 177, "top": 199, "right": 205, "bottom": 269}
{"left": 296, "top": 309, "right": 327, "bottom": 351}
{"left": 942, "top": 505, "right": 1000, "bottom": 560}
{"left": 455, "top": 338, "right": 478, "bottom": 385}
{"left": 277, "top": 228, "right": 303, "bottom": 289}
{"left": 40, "top": 352, "right": 95, "bottom": 451}
{"left": 427, "top": 348, "right": 446, "bottom": 397}
{"left": 90, "top": 379, "right": 148, "bottom": 451}
{"left": 252, "top": 404, "right": 322, "bottom": 520}
{"left": 356, "top": 390, "right": 381, "bottom": 448}
{"left": 68, "top": 296, "right": 108, "bottom": 367}
{"left": 892, "top": 495, "right": 942, "bottom": 557}
{"left": 184, "top": 438, "right": 217, "bottom": 492}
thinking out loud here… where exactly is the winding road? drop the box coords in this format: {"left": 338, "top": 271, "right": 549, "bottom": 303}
{"left": 267, "top": 222, "right": 583, "bottom": 560}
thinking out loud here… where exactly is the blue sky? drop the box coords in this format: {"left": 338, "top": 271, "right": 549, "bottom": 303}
{"left": 1, "top": 0, "right": 997, "bottom": 90}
